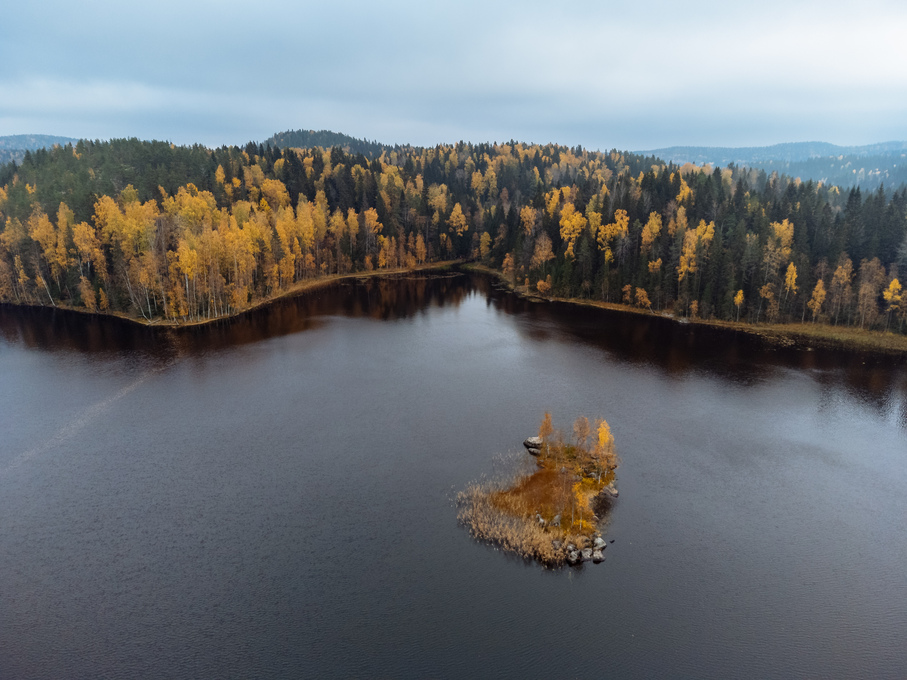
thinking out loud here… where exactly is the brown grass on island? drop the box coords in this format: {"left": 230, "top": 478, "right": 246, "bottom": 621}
{"left": 458, "top": 413, "right": 619, "bottom": 566}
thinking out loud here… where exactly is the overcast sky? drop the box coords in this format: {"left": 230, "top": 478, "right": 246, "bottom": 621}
{"left": 2, "top": 0, "right": 906, "bottom": 150}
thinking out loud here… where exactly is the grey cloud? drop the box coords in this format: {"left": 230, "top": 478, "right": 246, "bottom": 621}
{"left": 2, "top": 0, "right": 905, "bottom": 148}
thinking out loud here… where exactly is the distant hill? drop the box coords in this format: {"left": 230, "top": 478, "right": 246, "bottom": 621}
{"left": 637, "top": 141, "right": 907, "bottom": 190}
{"left": 638, "top": 141, "right": 907, "bottom": 165}
{"left": 263, "top": 129, "right": 392, "bottom": 158}
{"left": 0, "top": 134, "right": 80, "bottom": 165}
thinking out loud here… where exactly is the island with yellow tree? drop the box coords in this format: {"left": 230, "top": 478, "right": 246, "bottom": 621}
{"left": 458, "top": 413, "right": 619, "bottom": 567}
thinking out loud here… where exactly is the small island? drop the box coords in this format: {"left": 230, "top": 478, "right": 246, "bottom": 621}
{"left": 458, "top": 413, "right": 619, "bottom": 566}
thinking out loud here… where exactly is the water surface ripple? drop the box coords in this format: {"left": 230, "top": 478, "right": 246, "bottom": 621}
{"left": 1, "top": 272, "right": 905, "bottom": 678}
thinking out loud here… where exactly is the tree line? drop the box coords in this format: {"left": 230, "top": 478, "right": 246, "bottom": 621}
{"left": 0, "top": 137, "right": 905, "bottom": 330}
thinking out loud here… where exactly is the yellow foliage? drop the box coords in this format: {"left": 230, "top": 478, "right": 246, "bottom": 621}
{"left": 79, "top": 275, "right": 96, "bottom": 310}
{"left": 667, "top": 205, "right": 687, "bottom": 237}
{"left": 883, "top": 278, "right": 902, "bottom": 312}
{"left": 596, "top": 419, "right": 613, "bottom": 452}
{"left": 479, "top": 231, "right": 492, "bottom": 260}
{"left": 363, "top": 207, "right": 382, "bottom": 235}
{"left": 162, "top": 184, "right": 218, "bottom": 231}
{"left": 520, "top": 206, "right": 536, "bottom": 236}
{"left": 545, "top": 190, "right": 561, "bottom": 217}
{"left": 678, "top": 219, "right": 714, "bottom": 282}
{"left": 260, "top": 179, "right": 291, "bottom": 209}
{"left": 427, "top": 183, "right": 449, "bottom": 213}
{"left": 243, "top": 164, "right": 265, "bottom": 188}
{"left": 676, "top": 175, "right": 692, "bottom": 203}
{"left": 586, "top": 208, "right": 602, "bottom": 239}
{"left": 784, "top": 263, "right": 798, "bottom": 295}
{"left": 502, "top": 252, "right": 515, "bottom": 280}
{"left": 808, "top": 279, "right": 826, "bottom": 320}
{"left": 415, "top": 233, "right": 427, "bottom": 263}
{"left": 640, "top": 211, "right": 662, "bottom": 255}
{"left": 449, "top": 203, "right": 468, "bottom": 235}
{"left": 597, "top": 209, "right": 629, "bottom": 260}
{"left": 771, "top": 219, "right": 794, "bottom": 256}
{"left": 559, "top": 203, "right": 586, "bottom": 258}
{"left": 622, "top": 283, "right": 633, "bottom": 304}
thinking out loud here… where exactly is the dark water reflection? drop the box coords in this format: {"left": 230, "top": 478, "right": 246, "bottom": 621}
{"left": 1, "top": 271, "right": 906, "bottom": 679}
{"left": 3, "top": 272, "right": 905, "bottom": 405}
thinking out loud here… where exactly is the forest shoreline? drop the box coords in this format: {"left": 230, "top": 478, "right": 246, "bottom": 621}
{"left": 466, "top": 263, "right": 907, "bottom": 356}
{"left": 0, "top": 260, "right": 462, "bottom": 329}
{"left": 6, "top": 259, "right": 906, "bottom": 354}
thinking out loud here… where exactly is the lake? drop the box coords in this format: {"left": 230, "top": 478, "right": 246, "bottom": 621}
{"left": 1, "top": 271, "right": 905, "bottom": 678}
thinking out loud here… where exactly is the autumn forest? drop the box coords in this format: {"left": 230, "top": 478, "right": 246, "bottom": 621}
{"left": 1, "top": 136, "right": 905, "bottom": 331}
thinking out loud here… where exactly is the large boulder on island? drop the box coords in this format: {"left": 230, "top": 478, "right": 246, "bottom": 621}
{"left": 523, "top": 436, "right": 543, "bottom": 450}
{"left": 601, "top": 483, "right": 619, "bottom": 498}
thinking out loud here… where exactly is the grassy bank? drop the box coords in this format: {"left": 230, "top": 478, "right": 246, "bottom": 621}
{"left": 467, "top": 263, "right": 907, "bottom": 355}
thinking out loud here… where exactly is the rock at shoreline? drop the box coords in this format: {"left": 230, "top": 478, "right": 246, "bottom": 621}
{"left": 527, "top": 447, "right": 541, "bottom": 456}
{"left": 557, "top": 539, "right": 609, "bottom": 567}
{"left": 523, "top": 436, "right": 543, "bottom": 450}
{"left": 601, "top": 484, "right": 619, "bottom": 498}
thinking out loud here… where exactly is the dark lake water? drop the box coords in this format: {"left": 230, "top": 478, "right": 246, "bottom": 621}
{"left": 1, "top": 271, "right": 906, "bottom": 679}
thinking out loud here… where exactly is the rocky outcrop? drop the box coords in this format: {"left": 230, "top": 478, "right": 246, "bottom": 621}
{"left": 523, "top": 436, "right": 543, "bottom": 456}
{"left": 551, "top": 535, "right": 610, "bottom": 567}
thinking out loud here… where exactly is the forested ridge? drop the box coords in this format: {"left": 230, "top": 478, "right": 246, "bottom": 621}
{"left": 641, "top": 142, "right": 907, "bottom": 192}
{"left": 264, "top": 129, "right": 390, "bottom": 159}
{"left": 0, "top": 134, "right": 80, "bottom": 166}
{"left": 1, "top": 136, "right": 905, "bottom": 332}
